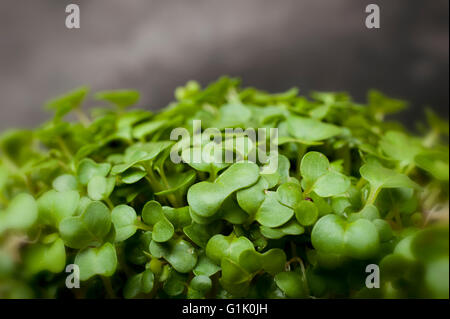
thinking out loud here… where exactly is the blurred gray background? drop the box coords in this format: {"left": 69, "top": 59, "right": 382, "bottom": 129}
{"left": 0, "top": 0, "right": 448, "bottom": 131}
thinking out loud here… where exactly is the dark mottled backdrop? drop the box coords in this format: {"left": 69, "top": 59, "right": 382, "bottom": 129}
{"left": 0, "top": 0, "right": 448, "bottom": 130}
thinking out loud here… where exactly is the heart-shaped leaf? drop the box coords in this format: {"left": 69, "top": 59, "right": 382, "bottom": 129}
{"left": 300, "top": 152, "right": 350, "bottom": 197}
{"left": 277, "top": 182, "right": 303, "bottom": 208}
{"left": 142, "top": 200, "right": 174, "bottom": 243}
{"left": 311, "top": 214, "right": 380, "bottom": 259}
{"left": 75, "top": 242, "right": 118, "bottom": 281}
{"left": 38, "top": 190, "right": 80, "bottom": 228}
{"left": 163, "top": 267, "right": 187, "bottom": 296}
{"left": 255, "top": 192, "right": 294, "bottom": 228}
{"left": 24, "top": 237, "right": 66, "bottom": 275}
{"left": 59, "top": 201, "right": 111, "bottom": 249}
{"left": 287, "top": 116, "right": 343, "bottom": 141}
{"left": 149, "top": 239, "right": 198, "bottom": 273}
{"left": 274, "top": 271, "right": 308, "bottom": 298}
{"left": 205, "top": 234, "right": 254, "bottom": 265}
{"left": 187, "top": 162, "right": 259, "bottom": 218}
{"left": 295, "top": 200, "right": 319, "bottom": 226}
{"left": 236, "top": 177, "right": 268, "bottom": 215}
{"left": 111, "top": 205, "right": 137, "bottom": 242}
{"left": 0, "top": 193, "right": 38, "bottom": 233}
{"left": 239, "top": 248, "right": 286, "bottom": 275}
{"left": 193, "top": 253, "right": 221, "bottom": 277}
{"left": 77, "top": 159, "right": 111, "bottom": 186}
{"left": 52, "top": 174, "right": 78, "bottom": 192}
{"left": 187, "top": 275, "right": 212, "bottom": 299}
{"left": 87, "top": 176, "right": 115, "bottom": 201}
{"left": 123, "top": 269, "right": 154, "bottom": 299}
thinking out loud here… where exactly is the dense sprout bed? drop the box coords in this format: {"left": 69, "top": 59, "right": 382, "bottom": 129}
{"left": 0, "top": 77, "right": 448, "bottom": 299}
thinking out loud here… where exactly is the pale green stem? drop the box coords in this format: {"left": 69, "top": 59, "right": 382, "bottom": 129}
{"left": 74, "top": 109, "right": 91, "bottom": 127}
{"left": 356, "top": 178, "right": 367, "bottom": 190}
{"left": 366, "top": 187, "right": 381, "bottom": 206}
{"left": 104, "top": 198, "right": 115, "bottom": 210}
{"left": 135, "top": 220, "right": 153, "bottom": 231}
{"left": 57, "top": 137, "right": 73, "bottom": 160}
{"left": 158, "top": 169, "right": 179, "bottom": 207}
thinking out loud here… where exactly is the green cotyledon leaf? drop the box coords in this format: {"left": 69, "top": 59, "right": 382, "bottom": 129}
{"left": 37, "top": 190, "right": 80, "bottom": 228}
{"left": 142, "top": 200, "right": 174, "bottom": 243}
{"left": 149, "top": 238, "right": 197, "bottom": 273}
{"left": 154, "top": 170, "right": 196, "bottom": 196}
{"left": 311, "top": 214, "right": 380, "bottom": 260}
{"left": 379, "top": 131, "right": 424, "bottom": 169}
{"left": 260, "top": 219, "right": 305, "bottom": 240}
{"left": 193, "top": 253, "right": 221, "bottom": 277}
{"left": 111, "top": 205, "right": 137, "bottom": 242}
{"left": 123, "top": 269, "right": 154, "bottom": 299}
{"left": 76, "top": 158, "right": 111, "bottom": 186}
{"left": 163, "top": 206, "right": 192, "bottom": 229}
{"left": 360, "top": 161, "right": 420, "bottom": 190}
{"left": 274, "top": 271, "right": 309, "bottom": 298}
{"left": 111, "top": 141, "right": 173, "bottom": 174}
{"left": 75, "top": 242, "right": 118, "bottom": 281}
{"left": 219, "top": 258, "right": 252, "bottom": 296}
{"left": 236, "top": 176, "right": 269, "bottom": 215}
{"left": 219, "top": 196, "right": 249, "bottom": 224}
{"left": 87, "top": 176, "right": 115, "bottom": 201}
{"left": 163, "top": 267, "right": 188, "bottom": 296}
{"left": 183, "top": 221, "right": 222, "bottom": 248}
{"left": 45, "top": 86, "right": 89, "bottom": 120}
{"left": 187, "top": 162, "right": 259, "bottom": 218}
{"left": 287, "top": 116, "right": 343, "bottom": 142}
{"left": 414, "top": 150, "right": 449, "bottom": 181}
{"left": 238, "top": 248, "right": 286, "bottom": 275}
{"left": 187, "top": 275, "right": 212, "bottom": 299}
{"left": 52, "top": 174, "right": 78, "bottom": 192}
{"left": 23, "top": 237, "right": 66, "bottom": 275}
{"left": 181, "top": 146, "right": 230, "bottom": 176}
{"left": 132, "top": 120, "right": 167, "bottom": 140}
{"left": 295, "top": 200, "right": 319, "bottom": 226}
{"left": 205, "top": 234, "right": 254, "bottom": 265}
{"left": 0, "top": 193, "right": 38, "bottom": 233}
{"left": 276, "top": 182, "right": 303, "bottom": 208}
{"left": 360, "top": 161, "right": 420, "bottom": 205}
{"left": 59, "top": 201, "right": 111, "bottom": 249}
{"left": 300, "top": 152, "right": 350, "bottom": 197}
{"left": 120, "top": 167, "right": 147, "bottom": 184}
{"left": 255, "top": 192, "right": 294, "bottom": 228}
{"left": 94, "top": 90, "right": 140, "bottom": 109}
